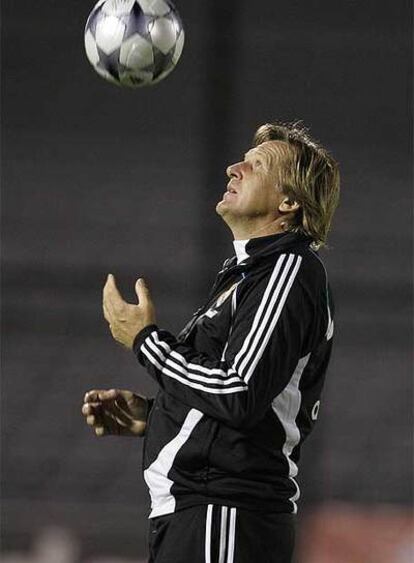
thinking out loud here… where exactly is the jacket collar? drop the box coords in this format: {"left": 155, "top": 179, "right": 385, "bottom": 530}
{"left": 232, "top": 239, "right": 250, "bottom": 264}
{"left": 210, "top": 231, "right": 314, "bottom": 301}
{"left": 231, "top": 231, "right": 314, "bottom": 266}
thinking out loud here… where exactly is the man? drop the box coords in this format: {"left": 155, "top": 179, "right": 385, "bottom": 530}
{"left": 82, "top": 121, "right": 340, "bottom": 562}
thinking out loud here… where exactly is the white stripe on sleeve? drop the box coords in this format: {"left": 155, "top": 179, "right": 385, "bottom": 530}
{"left": 205, "top": 504, "right": 213, "bottom": 563}
{"left": 219, "top": 506, "right": 228, "bottom": 563}
{"left": 226, "top": 507, "right": 237, "bottom": 563}
{"left": 142, "top": 340, "right": 248, "bottom": 394}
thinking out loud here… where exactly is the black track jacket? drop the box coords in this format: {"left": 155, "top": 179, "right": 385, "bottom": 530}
{"left": 133, "top": 231, "right": 334, "bottom": 518}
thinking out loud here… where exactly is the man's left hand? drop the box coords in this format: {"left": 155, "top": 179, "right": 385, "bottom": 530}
{"left": 103, "top": 274, "right": 156, "bottom": 349}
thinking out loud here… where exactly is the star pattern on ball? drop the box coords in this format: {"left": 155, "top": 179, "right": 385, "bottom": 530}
{"left": 96, "top": 46, "right": 122, "bottom": 80}
{"left": 122, "top": 2, "right": 154, "bottom": 40}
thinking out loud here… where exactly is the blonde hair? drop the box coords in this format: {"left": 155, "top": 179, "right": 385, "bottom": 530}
{"left": 253, "top": 121, "right": 340, "bottom": 249}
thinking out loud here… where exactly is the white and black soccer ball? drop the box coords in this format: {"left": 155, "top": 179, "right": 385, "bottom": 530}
{"left": 84, "top": 0, "right": 185, "bottom": 88}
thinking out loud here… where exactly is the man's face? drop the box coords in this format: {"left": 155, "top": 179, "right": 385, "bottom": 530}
{"left": 216, "top": 141, "right": 288, "bottom": 223}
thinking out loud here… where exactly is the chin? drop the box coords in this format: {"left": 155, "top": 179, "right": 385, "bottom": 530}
{"left": 215, "top": 201, "right": 226, "bottom": 215}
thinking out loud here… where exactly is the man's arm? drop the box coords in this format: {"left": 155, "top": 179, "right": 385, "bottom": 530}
{"left": 134, "top": 253, "right": 305, "bottom": 429}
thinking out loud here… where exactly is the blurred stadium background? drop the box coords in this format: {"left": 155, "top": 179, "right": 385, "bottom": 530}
{"left": 2, "top": 0, "right": 413, "bottom": 561}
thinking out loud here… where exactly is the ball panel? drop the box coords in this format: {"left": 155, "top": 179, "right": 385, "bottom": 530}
{"left": 84, "top": 30, "right": 100, "bottom": 65}
{"left": 148, "top": 16, "right": 177, "bottom": 54}
{"left": 119, "top": 33, "right": 154, "bottom": 69}
{"left": 102, "top": 0, "right": 136, "bottom": 16}
{"left": 95, "top": 15, "right": 126, "bottom": 54}
{"left": 138, "top": 0, "right": 170, "bottom": 17}
{"left": 172, "top": 30, "right": 184, "bottom": 64}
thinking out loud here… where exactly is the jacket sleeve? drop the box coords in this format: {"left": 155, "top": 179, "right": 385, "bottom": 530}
{"left": 133, "top": 253, "right": 307, "bottom": 429}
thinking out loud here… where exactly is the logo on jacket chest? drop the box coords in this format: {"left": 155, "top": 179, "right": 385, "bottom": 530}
{"left": 203, "top": 282, "right": 238, "bottom": 319}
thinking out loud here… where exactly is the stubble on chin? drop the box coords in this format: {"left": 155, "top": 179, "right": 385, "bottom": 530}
{"left": 215, "top": 200, "right": 226, "bottom": 216}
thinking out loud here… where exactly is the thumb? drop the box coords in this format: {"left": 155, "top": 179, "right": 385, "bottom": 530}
{"left": 135, "top": 278, "right": 150, "bottom": 304}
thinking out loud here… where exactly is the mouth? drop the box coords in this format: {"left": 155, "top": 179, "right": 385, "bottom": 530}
{"left": 218, "top": 183, "right": 238, "bottom": 205}
{"left": 221, "top": 190, "right": 237, "bottom": 202}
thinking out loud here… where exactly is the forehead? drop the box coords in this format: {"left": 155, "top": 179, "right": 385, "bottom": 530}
{"left": 245, "top": 140, "right": 289, "bottom": 163}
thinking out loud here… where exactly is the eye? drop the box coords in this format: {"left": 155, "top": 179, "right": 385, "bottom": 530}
{"left": 243, "top": 154, "right": 264, "bottom": 170}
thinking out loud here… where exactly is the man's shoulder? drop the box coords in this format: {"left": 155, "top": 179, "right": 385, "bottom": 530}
{"left": 246, "top": 246, "right": 330, "bottom": 300}
{"left": 258, "top": 245, "right": 327, "bottom": 276}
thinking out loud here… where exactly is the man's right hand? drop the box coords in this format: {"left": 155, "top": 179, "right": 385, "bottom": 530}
{"left": 81, "top": 389, "right": 149, "bottom": 437}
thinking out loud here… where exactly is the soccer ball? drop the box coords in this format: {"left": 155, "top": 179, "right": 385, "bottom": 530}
{"left": 84, "top": 0, "right": 185, "bottom": 88}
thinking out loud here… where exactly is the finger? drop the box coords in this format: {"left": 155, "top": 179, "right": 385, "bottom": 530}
{"left": 107, "top": 401, "right": 135, "bottom": 428}
{"left": 103, "top": 274, "right": 125, "bottom": 310}
{"left": 84, "top": 390, "right": 104, "bottom": 403}
{"left": 98, "top": 389, "right": 118, "bottom": 401}
{"left": 86, "top": 414, "right": 96, "bottom": 426}
{"left": 103, "top": 409, "right": 139, "bottom": 435}
{"left": 82, "top": 401, "right": 104, "bottom": 416}
{"left": 84, "top": 389, "right": 117, "bottom": 403}
{"left": 84, "top": 390, "right": 93, "bottom": 403}
{"left": 135, "top": 278, "right": 150, "bottom": 306}
{"left": 83, "top": 396, "right": 130, "bottom": 434}
{"left": 83, "top": 396, "right": 129, "bottom": 424}
{"left": 87, "top": 408, "right": 110, "bottom": 429}
{"left": 85, "top": 409, "right": 116, "bottom": 435}
{"left": 83, "top": 398, "right": 128, "bottom": 421}
{"left": 95, "top": 411, "right": 123, "bottom": 435}
{"left": 130, "top": 420, "right": 146, "bottom": 436}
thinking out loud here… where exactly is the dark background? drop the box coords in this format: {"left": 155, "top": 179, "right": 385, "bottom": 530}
{"left": 2, "top": 0, "right": 412, "bottom": 560}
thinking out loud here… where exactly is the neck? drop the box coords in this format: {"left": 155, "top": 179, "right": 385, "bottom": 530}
{"left": 230, "top": 216, "right": 288, "bottom": 241}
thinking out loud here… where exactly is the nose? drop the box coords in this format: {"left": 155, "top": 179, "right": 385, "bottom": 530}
{"left": 226, "top": 162, "right": 243, "bottom": 179}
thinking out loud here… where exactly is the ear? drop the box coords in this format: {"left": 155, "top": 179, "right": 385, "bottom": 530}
{"left": 278, "top": 196, "right": 300, "bottom": 214}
